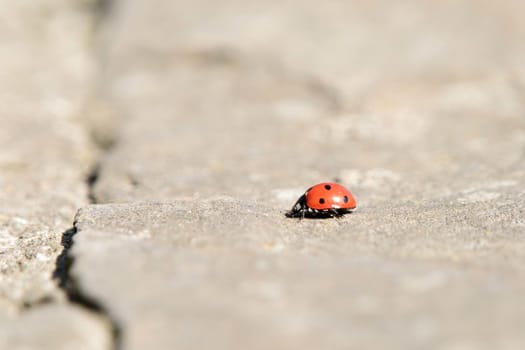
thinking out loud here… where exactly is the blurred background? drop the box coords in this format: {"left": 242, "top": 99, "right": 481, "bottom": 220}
{"left": 88, "top": 0, "right": 525, "bottom": 205}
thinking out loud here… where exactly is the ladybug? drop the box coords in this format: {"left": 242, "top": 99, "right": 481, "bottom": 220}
{"left": 286, "top": 182, "right": 356, "bottom": 218}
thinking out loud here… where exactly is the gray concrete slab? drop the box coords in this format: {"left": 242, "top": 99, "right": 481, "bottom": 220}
{"left": 68, "top": 0, "right": 525, "bottom": 348}
{"left": 0, "top": 0, "right": 112, "bottom": 348}
{"left": 3, "top": 0, "right": 525, "bottom": 349}
{"left": 72, "top": 201, "right": 525, "bottom": 349}
{"left": 0, "top": 0, "right": 96, "bottom": 309}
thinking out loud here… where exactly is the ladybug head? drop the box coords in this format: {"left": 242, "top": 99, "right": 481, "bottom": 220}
{"left": 285, "top": 194, "right": 307, "bottom": 218}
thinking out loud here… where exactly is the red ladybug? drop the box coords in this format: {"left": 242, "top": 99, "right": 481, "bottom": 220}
{"left": 286, "top": 182, "right": 356, "bottom": 218}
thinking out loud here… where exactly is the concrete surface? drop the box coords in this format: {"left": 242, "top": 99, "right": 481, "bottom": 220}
{"left": 0, "top": 0, "right": 112, "bottom": 348}
{"left": 0, "top": 304, "right": 111, "bottom": 350}
{"left": 72, "top": 200, "right": 525, "bottom": 349}
{"left": 1, "top": 0, "right": 525, "bottom": 349}
{"left": 0, "top": 0, "right": 96, "bottom": 309}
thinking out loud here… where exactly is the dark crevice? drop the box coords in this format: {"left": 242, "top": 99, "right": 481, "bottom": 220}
{"left": 53, "top": 228, "right": 77, "bottom": 291}
{"left": 84, "top": 0, "right": 115, "bottom": 27}
{"left": 94, "top": 0, "right": 115, "bottom": 17}
{"left": 53, "top": 226, "right": 122, "bottom": 350}
{"left": 52, "top": 109, "right": 120, "bottom": 347}
{"left": 50, "top": 0, "right": 121, "bottom": 348}
{"left": 86, "top": 164, "right": 101, "bottom": 204}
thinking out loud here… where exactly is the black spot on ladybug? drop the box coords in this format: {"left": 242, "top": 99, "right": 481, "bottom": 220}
{"left": 324, "top": 184, "right": 331, "bottom": 190}
{"left": 343, "top": 195, "right": 348, "bottom": 203}
{"left": 319, "top": 198, "right": 325, "bottom": 204}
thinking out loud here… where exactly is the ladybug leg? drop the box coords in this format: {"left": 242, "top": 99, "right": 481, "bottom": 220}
{"left": 334, "top": 208, "right": 352, "bottom": 217}
{"left": 328, "top": 208, "right": 342, "bottom": 218}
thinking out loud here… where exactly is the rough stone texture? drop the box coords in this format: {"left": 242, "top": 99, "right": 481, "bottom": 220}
{"left": 0, "top": 0, "right": 96, "bottom": 310}
{"left": 73, "top": 201, "right": 525, "bottom": 350}
{"left": 66, "top": 0, "right": 525, "bottom": 349}
{"left": 0, "top": 0, "right": 112, "bottom": 348}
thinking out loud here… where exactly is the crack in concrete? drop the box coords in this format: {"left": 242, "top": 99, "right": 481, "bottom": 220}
{"left": 48, "top": 2, "right": 122, "bottom": 346}
{"left": 50, "top": 122, "right": 120, "bottom": 347}
{"left": 87, "top": 164, "right": 101, "bottom": 204}
{"left": 53, "top": 226, "right": 122, "bottom": 350}
{"left": 0, "top": 0, "right": 123, "bottom": 347}
{"left": 52, "top": 109, "right": 121, "bottom": 347}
